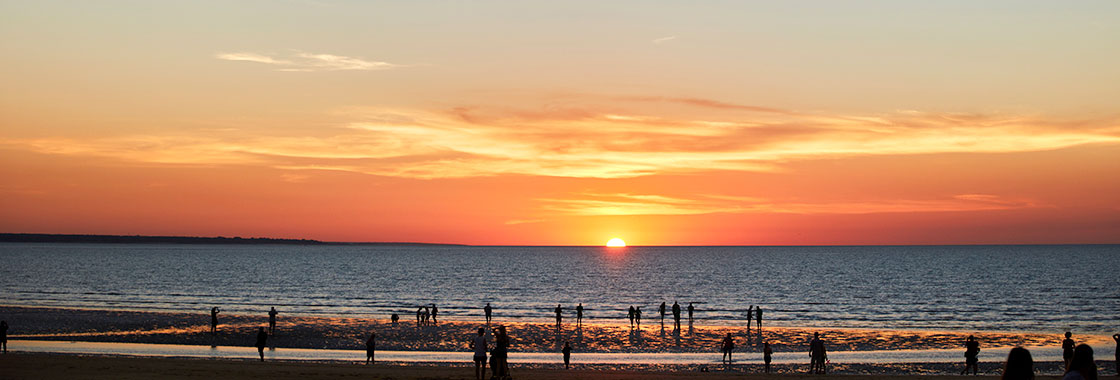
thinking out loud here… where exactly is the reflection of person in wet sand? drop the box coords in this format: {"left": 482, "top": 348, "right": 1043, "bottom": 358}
{"left": 763, "top": 341, "right": 773, "bottom": 373}
{"left": 672, "top": 302, "right": 681, "bottom": 329}
{"left": 268, "top": 307, "right": 278, "bottom": 335}
{"left": 254, "top": 327, "right": 268, "bottom": 362}
{"left": 576, "top": 303, "right": 583, "bottom": 327}
{"left": 961, "top": 335, "right": 980, "bottom": 375}
{"left": 721, "top": 333, "right": 735, "bottom": 363}
{"left": 366, "top": 332, "right": 376, "bottom": 364}
{"left": 210, "top": 307, "right": 220, "bottom": 335}
{"left": 562, "top": 341, "right": 572, "bottom": 369}
{"left": 484, "top": 303, "right": 492, "bottom": 324}
{"left": 470, "top": 327, "right": 486, "bottom": 379}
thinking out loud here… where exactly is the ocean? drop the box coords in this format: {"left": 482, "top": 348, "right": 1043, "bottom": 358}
{"left": 1, "top": 243, "right": 1117, "bottom": 334}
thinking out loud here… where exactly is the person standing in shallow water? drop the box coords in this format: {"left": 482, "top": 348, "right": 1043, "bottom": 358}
{"left": 484, "top": 303, "right": 492, "bottom": 325}
{"left": 562, "top": 341, "right": 572, "bottom": 369}
{"left": 1002, "top": 347, "right": 1034, "bottom": 380}
{"left": 1062, "top": 332, "right": 1075, "bottom": 368}
{"left": 659, "top": 302, "right": 666, "bottom": 326}
{"left": 576, "top": 303, "right": 583, "bottom": 327}
{"left": 961, "top": 335, "right": 980, "bottom": 375}
{"left": 746, "top": 306, "right": 754, "bottom": 334}
{"left": 635, "top": 306, "right": 642, "bottom": 328}
{"left": 554, "top": 304, "right": 563, "bottom": 330}
{"left": 763, "top": 341, "right": 773, "bottom": 374}
{"left": 672, "top": 302, "right": 681, "bottom": 329}
{"left": 254, "top": 327, "right": 267, "bottom": 362}
{"left": 1063, "top": 344, "right": 1097, "bottom": 380}
{"left": 687, "top": 303, "right": 695, "bottom": 324}
{"left": 431, "top": 304, "right": 438, "bottom": 325}
{"left": 210, "top": 307, "right": 220, "bottom": 335}
{"left": 366, "top": 332, "right": 376, "bottom": 364}
{"left": 268, "top": 307, "right": 278, "bottom": 335}
{"left": 756, "top": 306, "right": 763, "bottom": 330}
{"left": 628, "top": 306, "right": 635, "bottom": 327}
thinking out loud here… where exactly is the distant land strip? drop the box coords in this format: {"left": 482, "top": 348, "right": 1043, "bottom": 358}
{"left": 0, "top": 233, "right": 461, "bottom": 246}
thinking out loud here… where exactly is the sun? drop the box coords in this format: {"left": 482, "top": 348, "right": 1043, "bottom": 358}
{"left": 606, "top": 238, "right": 626, "bottom": 247}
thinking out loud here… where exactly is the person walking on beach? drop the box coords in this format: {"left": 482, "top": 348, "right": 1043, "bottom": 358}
{"left": 576, "top": 303, "right": 584, "bottom": 327}
{"left": 961, "top": 335, "right": 980, "bottom": 375}
{"left": 470, "top": 327, "right": 487, "bottom": 379}
{"left": 1062, "top": 332, "right": 1075, "bottom": 368}
{"left": 672, "top": 302, "right": 681, "bottom": 329}
{"left": 484, "top": 303, "right": 492, "bottom": 325}
{"left": 687, "top": 302, "right": 695, "bottom": 324}
{"left": 763, "top": 341, "right": 773, "bottom": 374}
{"left": 0, "top": 320, "right": 8, "bottom": 353}
{"left": 628, "top": 306, "right": 635, "bottom": 327}
{"left": 1002, "top": 347, "right": 1034, "bottom": 380}
{"left": 210, "top": 307, "right": 220, "bottom": 335}
{"left": 809, "top": 332, "right": 827, "bottom": 374}
{"left": 562, "top": 341, "right": 572, "bottom": 369}
{"left": 1063, "top": 344, "right": 1097, "bottom": 380}
{"left": 721, "top": 333, "right": 735, "bottom": 363}
{"left": 756, "top": 306, "right": 763, "bottom": 330}
{"left": 659, "top": 302, "right": 666, "bottom": 326}
{"left": 254, "top": 327, "right": 268, "bottom": 362}
{"left": 366, "top": 331, "right": 376, "bottom": 364}
{"left": 268, "top": 307, "right": 278, "bottom": 335}
{"left": 554, "top": 304, "right": 563, "bottom": 330}
{"left": 635, "top": 306, "right": 642, "bottom": 328}
{"left": 1113, "top": 333, "right": 1119, "bottom": 375}
{"left": 431, "top": 304, "right": 439, "bottom": 325}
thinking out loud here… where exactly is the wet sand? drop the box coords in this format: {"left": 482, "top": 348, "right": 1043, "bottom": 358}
{"left": 2, "top": 305, "right": 1094, "bottom": 354}
{"left": 0, "top": 352, "right": 1078, "bottom": 379}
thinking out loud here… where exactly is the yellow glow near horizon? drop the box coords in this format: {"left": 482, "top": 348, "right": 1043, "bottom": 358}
{"left": 606, "top": 238, "right": 627, "bottom": 247}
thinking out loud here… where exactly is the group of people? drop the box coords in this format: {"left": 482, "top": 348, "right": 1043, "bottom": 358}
{"left": 416, "top": 304, "right": 438, "bottom": 326}
{"left": 993, "top": 332, "right": 1107, "bottom": 380}
{"left": 469, "top": 326, "right": 512, "bottom": 380}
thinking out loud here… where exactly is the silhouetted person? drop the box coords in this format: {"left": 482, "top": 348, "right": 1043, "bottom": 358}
{"left": 961, "top": 335, "right": 980, "bottom": 375}
{"left": 721, "top": 333, "right": 735, "bottom": 363}
{"left": 254, "top": 327, "right": 267, "bottom": 361}
{"left": 672, "top": 302, "right": 681, "bottom": 329}
{"left": 391, "top": 313, "right": 399, "bottom": 326}
{"left": 562, "top": 341, "right": 572, "bottom": 369}
{"left": 659, "top": 302, "right": 666, "bottom": 325}
{"left": 0, "top": 320, "right": 8, "bottom": 353}
{"left": 416, "top": 306, "right": 423, "bottom": 326}
{"left": 1063, "top": 344, "right": 1097, "bottom": 380}
{"left": 268, "top": 307, "right": 278, "bottom": 335}
{"left": 763, "top": 341, "right": 773, "bottom": 374}
{"left": 366, "top": 332, "right": 376, "bottom": 364}
{"left": 687, "top": 303, "right": 695, "bottom": 324}
{"left": 493, "top": 326, "right": 510, "bottom": 378}
{"left": 809, "top": 332, "right": 827, "bottom": 374}
{"left": 576, "top": 303, "right": 583, "bottom": 327}
{"left": 746, "top": 306, "right": 754, "bottom": 333}
{"left": 554, "top": 304, "right": 563, "bottom": 330}
{"left": 1113, "top": 334, "right": 1119, "bottom": 375}
{"left": 1062, "top": 332, "right": 1075, "bottom": 368}
{"left": 628, "top": 306, "right": 635, "bottom": 327}
{"left": 471, "top": 327, "right": 487, "bottom": 380}
{"left": 484, "top": 303, "right": 492, "bottom": 324}
{"left": 431, "top": 304, "right": 438, "bottom": 324}
{"left": 635, "top": 306, "right": 643, "bottom": 328}
{"left": 756, "top": 306, "right": 763, "bottom": 330}
{"left": 422, "top": 306, "right": 430, "bottom": 325}
{"left": 210, "top": 307, "right": 220, "bottom": 335}
{"left": 1002, "top": 347, "right": 1034, "bottom": 380}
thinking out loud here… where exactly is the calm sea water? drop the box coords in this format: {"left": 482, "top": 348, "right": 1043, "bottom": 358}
{"left": 1, "top": 244, "right": 1117, "bottom": 333}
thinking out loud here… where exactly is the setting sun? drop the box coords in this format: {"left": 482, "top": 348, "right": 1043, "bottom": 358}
{"left": 606, "top": 238, "right": 627, "bottom": 247}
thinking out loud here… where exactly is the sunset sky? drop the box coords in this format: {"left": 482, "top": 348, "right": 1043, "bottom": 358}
{"left": 2, "top": 1, "right": 1119, "bottom": 245}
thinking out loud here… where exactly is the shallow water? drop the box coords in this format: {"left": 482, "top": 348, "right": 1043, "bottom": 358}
{"left": 1, "top": 243, "right": 1117, "bottom": 333}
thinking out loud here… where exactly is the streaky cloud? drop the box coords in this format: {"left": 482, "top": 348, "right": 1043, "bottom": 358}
{"left": 215, "top": 50, "right": 400, "bottom": 72}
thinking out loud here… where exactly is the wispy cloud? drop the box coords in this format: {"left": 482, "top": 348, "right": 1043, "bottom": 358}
{"left": 540, "top": 192, "right": 1044, "bottom": 216}
{"left": 3, "top": 95, "right": 1118, "bottom": 179}
{"left": 652, "top": 36, "right": 677, "bottom": 44}
{"left": 215, "top": 50, "right": 401, "bottom": 72}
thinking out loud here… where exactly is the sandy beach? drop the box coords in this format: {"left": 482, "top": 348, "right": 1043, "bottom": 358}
{"left": 0, "top": 352, "right": 1080, "bottom": 380}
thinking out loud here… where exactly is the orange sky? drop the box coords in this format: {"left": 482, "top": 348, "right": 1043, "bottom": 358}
{"left": 2, "top": 1, "right": 1119, "bottom": 245}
